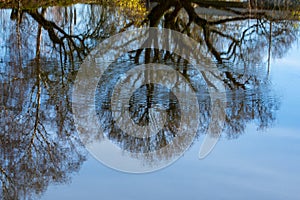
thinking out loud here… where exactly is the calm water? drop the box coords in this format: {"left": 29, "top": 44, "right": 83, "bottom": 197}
{"left": 0, "top": 1, "right": 300, "bottom": 200}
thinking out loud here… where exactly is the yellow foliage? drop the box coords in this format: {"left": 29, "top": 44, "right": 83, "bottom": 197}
{"left": 292, "top": 11, "right": 300, "bottom": 18}
{"left": 114, "top": 0, "right": 147, "bottom": 23}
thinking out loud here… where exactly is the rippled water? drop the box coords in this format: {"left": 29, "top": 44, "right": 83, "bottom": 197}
{"left": 46, "top": 50, "right": 300, "bottom": 199}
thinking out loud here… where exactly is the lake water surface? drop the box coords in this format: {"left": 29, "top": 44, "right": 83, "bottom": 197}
{"left": 0, "top": 1, "right": 300, "bottom": 200}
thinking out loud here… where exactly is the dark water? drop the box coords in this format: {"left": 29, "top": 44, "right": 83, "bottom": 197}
{"left": 0, "top": 1, "right": 300, "bottom": 199}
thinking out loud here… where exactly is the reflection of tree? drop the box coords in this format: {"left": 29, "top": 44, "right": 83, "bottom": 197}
{"left": 25, "top": 6, "right": 118, "bottom": 61}
{"left": 95, "top": 63, "right": 183, "bottom": 154}
{"left": 4, "top": 4, "right": 131, "bottom": 66}
{"left": 27, "top": 9, "right": 89, "bottom": 59}
{"left": 115, "top": 0, "right": 289, "bottom": 140}
{"left": 0, "top": 51, "right": 86, "bottom": 199}
{"left": 143, "top": 0, "right": 298, "bottom": 63}
{"left": 4, "top": 0, "right": 289, "bottom": 160}
{"left": 0, "top": 0, "right": 298, "bottom": 195}
{"left": 1, "top": 4, "right": 147, "bottom": 198}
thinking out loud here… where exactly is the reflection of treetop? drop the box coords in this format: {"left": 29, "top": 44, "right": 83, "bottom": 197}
{"left": 0, "top": 61, "right": 86, "bottom": 199}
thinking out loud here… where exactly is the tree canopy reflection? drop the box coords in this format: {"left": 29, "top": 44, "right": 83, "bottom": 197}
{"left": 0, "top": 59, "right": 86, "bottom": 199}
{"left": 0, "top": 0, "right": 299, "bottom": 198}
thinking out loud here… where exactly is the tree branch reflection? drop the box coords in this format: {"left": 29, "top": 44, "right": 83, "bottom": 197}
{"left": 0, "top": 0, "right": 298, "bottom": 197}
